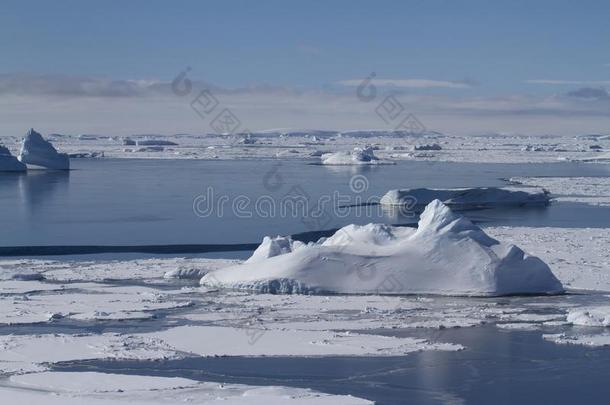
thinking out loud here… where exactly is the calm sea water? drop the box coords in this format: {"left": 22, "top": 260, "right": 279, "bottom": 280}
{"left": 0, "top": 158, "right": 609, "bottom": 247}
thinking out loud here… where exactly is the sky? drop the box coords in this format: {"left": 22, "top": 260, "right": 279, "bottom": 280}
{"left": 1, "top": 0, "right": 610, "bottom": 136}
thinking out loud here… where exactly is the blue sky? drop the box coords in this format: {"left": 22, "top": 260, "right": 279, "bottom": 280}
{"left": 1, "top": 0, "right": 610, "bottom": 135}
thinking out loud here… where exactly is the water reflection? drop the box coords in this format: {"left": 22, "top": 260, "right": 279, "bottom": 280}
{"left": 16, "top": 170, "right": 70, "bottom": 214}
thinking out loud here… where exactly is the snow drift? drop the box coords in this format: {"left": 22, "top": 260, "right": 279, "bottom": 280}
{"left": 0, "top": 145, "right": 26, "bottom": 172}
{"left": 18, "top": 129, "right": 70, "bottom": 170}
{"left": 201, "top": 200, "right": 563, "bottom": 296}
{"left": 380, "top": 187, "right": 549, "bottom": 209}
{"left": 321, "top": 146, "right": 394, "bottom": 165}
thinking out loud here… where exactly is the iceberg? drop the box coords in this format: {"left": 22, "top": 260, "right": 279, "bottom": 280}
{"left": 380, "top": 186, "right": 549, "bottom": 209}
{"left": 201, "top": 200, "right": 563, "bottom": 296}
{"left": 245, "top": 235, "right": 305, "bottom": 263}
{"left": 18, "top": 129, "right": 70, "bottom": 170}
{"left": 136, "top": 139, "right": 178, "bottom": 146}
{"left": 413, "top": 143, "right": 442, "bottom": 151}
{"left": 0, "top": 145, "right": 26, "bottom": 172}
{"left": 321, "top": 146, "right": 394, "bottom": 165}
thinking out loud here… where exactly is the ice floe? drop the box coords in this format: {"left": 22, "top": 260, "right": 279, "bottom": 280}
{"left": 17, "top": 129, "right": 70, "bottom": 170}
{"left": 0, "top": 257, "right": 240, "bottom": 283}
{"left": 0, "top": 332, "right": 180, "bottom": 374}
{"left": 3, "top": 372, "right": 372, "bottom": 404}
{"left": 0, "top": 280, "right": 195, "bottom": 325}
{"left": 567, "top": 306, "right": 610, "bottom": 327}
{"left": 201, "top": 200, "right": 563, "bottom": 296}
{"left": 0, "top": 144, "right": 26, "bottom": 172}
{"left": 510, "top": 176, "right": 610, "bottom": 207}
{"left": 484, "top": 226, "right": 610, "bottom": 291}
{"left": 149, "top": 325, "right": 463, "bottom": 357}
{"left": 543, "top": 333, "right": 610, "bottom": 347}
{"left": 380, "top": 186, "right": 550, "bottom": 209}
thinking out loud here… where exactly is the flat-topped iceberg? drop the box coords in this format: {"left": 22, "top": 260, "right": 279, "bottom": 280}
{"left": 380, "top": 186, "right": 549, "bottom": 209}
{"left": 18, "top": 129, "right": 70, "bottom": 170}
{"left": 0, "top": 145, "right": 26, "bottom": 172}
{"left": 201, "top": 200, "right": 563, "bottom": 296}
{"left": 321, "top": 146, "right": 394, "bottom": 165}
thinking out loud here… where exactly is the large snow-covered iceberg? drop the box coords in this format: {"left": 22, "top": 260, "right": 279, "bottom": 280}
{"left": 201, "top": 200, "right": 563, "bottom": 296}
{"left": 18, "top": 129, "right": 70, "bottom": 170}
{"left": 0, "top": 145, "right": 26, "bottom": 172}
{"left": 380, "top": 186, "right": 549, "bottom": 209}
{"left": 321, "top": 146, "right": 394, "bottom": 165}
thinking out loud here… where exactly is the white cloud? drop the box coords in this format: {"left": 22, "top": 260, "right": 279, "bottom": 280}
{"left": 2, "top": 73, "right": 610, "bottom": 137}
{"left": 338, "top": 78, "right": 472, "bottom": 89}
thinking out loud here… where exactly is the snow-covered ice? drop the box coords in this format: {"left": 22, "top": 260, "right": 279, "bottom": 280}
{"left": 0, "top": 283, "right": 193, "bottom": 325}
{"left": 0, "top": 257, "right": 240, "bottom": 283}
{"left": 3, "top": 372, "right": 373, "bottom": 404}
{"left": 566, "top": 306, "right": 610, "bottom": 327}
{"left": 543, "top": 332, "right": 610, "bottom": 347}
{"left": 380, "top": 186, "right": 550, "bottom": 209}
{"left": 17, "top": 129, "right": 70, "bottom": 170}
{"left": 484, "top": 226, "right": 610, "bottom": 291}
{"left": 201, "top": 200, "right": 563, "bottom": 296}
{"left": 9, "top": 131, "right": 608, "bottom": 164}
{"left": 0, "top": 332, "right": 181, "bottom": 374}
{"left": 9, "top": 372, "right": 199, "bottom": 393}
{"left": 149, "top": 325, "right": 463, "bottom": 357}
{"left": 510, "top": 176, "right": 610, "bottom": 207}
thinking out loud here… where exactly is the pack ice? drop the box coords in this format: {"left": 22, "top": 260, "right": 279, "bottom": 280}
{"left": 0, "top": 145, "right": 26, "bottom": 172}
{"left": 201, "top": 200, "right": 563, "bottom": 296}
{"left": 18, "top": 129, "right": 70, "bottom": 170}
{"left": 380, "top": 186, "right": 549, "bottom": 209}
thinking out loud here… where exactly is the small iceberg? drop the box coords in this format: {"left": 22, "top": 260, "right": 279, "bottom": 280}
{"left": 136, "top": 139, "right": 178, "bottom": 146}
{"left": 380, "top": 187, "right": 549, "bottom": 209}
{"left": 321, "top": 146, "right": 394, "bottom": 165}
{"left": 201, "top": 200, "right": 563, "bottom": 296}
{"left": 18, "top": 129, "right": 70, "bottom": 170}
{"left": 0, "top": 145, "right": 26, "bottom": 172}
{"left": 413, "top": 143, "right": 442, "bottom": 151}
{"left": 164, "top": 267, "right": 208, "bottom": 280}
{"left": 245, "top": 235, "right": 305, "bottom": 263}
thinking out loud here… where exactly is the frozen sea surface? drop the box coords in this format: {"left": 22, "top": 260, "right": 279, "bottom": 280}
{"left": 53, "top": 324, "right": 610, "bottom": 405}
